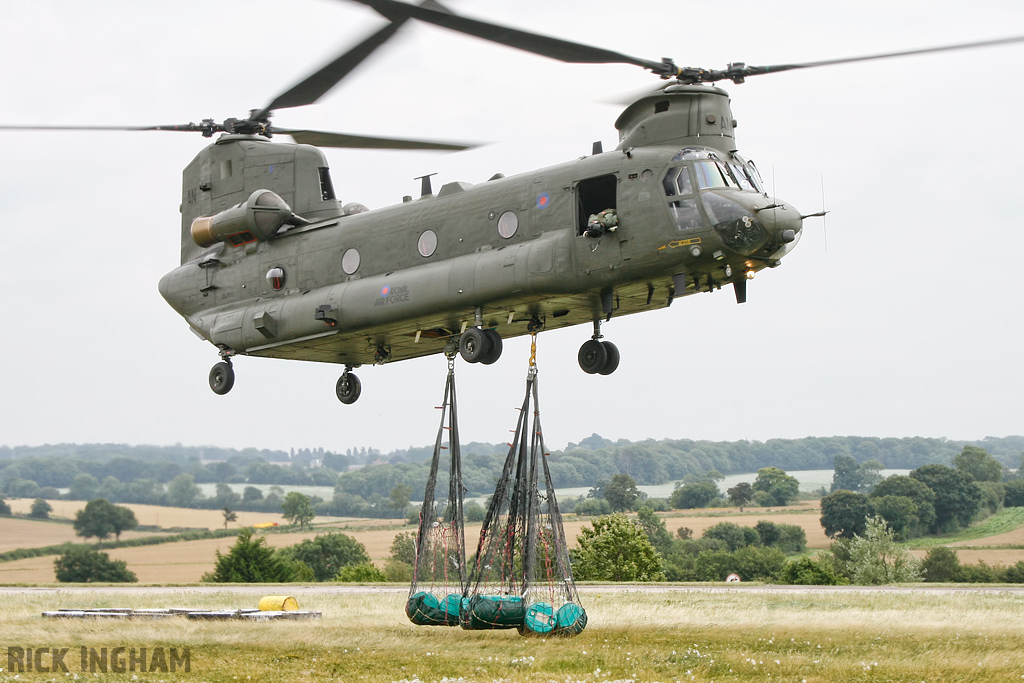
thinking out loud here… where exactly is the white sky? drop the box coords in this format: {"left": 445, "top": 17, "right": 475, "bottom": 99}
{"left": 0, "top": 0, "right": 1021, "bottom": 455}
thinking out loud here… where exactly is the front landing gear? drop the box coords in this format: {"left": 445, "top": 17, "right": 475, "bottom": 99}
{"left": 578, "top": 320, "right": 619, "bottom": 375}
{"left": 459, "top": 327, "right": 503, "bottom": 365}
{"left": 336, "top": 366, "right": 362, "bottom": 405}
{"left": 209, "top": 349, "right": 235, "bottom": 395}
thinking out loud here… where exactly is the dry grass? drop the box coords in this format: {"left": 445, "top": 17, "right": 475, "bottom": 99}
{"left": 1, "top": 588, "right": 1023, "bottom": 681}
{"left": 0, "top": 516, "right": 155, "bottom": 552}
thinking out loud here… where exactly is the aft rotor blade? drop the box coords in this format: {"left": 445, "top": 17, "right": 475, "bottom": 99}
{"left": 718, "top": 35, "right": 1024, "bottom": 83}
{"left": 345, "top": 0, "right": 672, "bottom": 74}
{"left": 274, "top": 127, "right": 476, "bottom": 150}
{"left": 0, "top": 123, "right": 220, "bottom": 133}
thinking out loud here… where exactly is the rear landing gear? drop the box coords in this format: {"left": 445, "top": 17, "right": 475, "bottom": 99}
{"left": 336, "top": 367, "right": 362, "bottom": 405}
{"left": 459, "top": 327, "right": 503, "bottom": 365}
{"left": 578, "top": 320, "right": 619, "bottom": 375}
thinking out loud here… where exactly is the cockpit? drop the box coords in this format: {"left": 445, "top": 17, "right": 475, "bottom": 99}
{"left": 662, "top": 147, "right": 766, "bottom": 234}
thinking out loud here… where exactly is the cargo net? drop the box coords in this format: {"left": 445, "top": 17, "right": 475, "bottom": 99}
{"left": 462, "top": 341, "right": 586, "bottom": 637}
{"left": 406, "top": 359, "right": 467, "bottom": 626}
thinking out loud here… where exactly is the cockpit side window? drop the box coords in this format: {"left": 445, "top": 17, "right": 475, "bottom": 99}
{"left": 728, "top": 163, "right": 756, "bottom": 191}
{"left": 662, "top": 167, "right": 694, "bottom": 197}
{"left": 694, "top": 160, "right": 730, "bottom": 189}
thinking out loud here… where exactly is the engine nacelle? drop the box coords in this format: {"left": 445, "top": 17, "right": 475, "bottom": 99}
{"left": 191, "top": 189, "right": 305, "bottom": 247}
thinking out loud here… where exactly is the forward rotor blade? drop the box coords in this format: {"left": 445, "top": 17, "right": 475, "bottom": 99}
{"left": 753, "top": 35, "right": 1024, "bottom": 76}
{"left": 274, "top": 127, "right": 476, "bottom": 150}
{"left": 345, "top": 0, "right": 672, "bottom": 74}
{"left": 708, "top": 35, "right": 1024, "bottom": 83}
{"left": 255, "top": 19, "right": 409, "bottom": 119}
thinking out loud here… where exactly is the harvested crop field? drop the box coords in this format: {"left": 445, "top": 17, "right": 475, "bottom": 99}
{"left": 4, "top": 498, "right": 381, "bottom": 532}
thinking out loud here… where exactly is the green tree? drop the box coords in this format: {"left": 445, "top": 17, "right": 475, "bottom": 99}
{"left": 0, "top": 498, "right": 10, "bottom": 515}
{"left": 1004, "top": 479, "right": 1024, "bottom": 507}
{"left": 703, "top": 522, "right": 757, "bottom": 551}
{"left": 603, "top": 474, "right": 641, "bottom": 512}
{"left": 871, "top": 475, "right": 937, "bottom": 532}
{"left": 29, "top": 498, "right": 52, "bottom": 519}
{"left": 112, "top": 505, "right": 138, "bottom": 543}
{"left": 780, "top": 555, "right": 848, "bottom": 585}
{"left": 214, "top": 482, "right": 241, "bottom": 508}
{"left": 910, "top": 464, "right": 983, "bottom": 532}
{"left": 68, "top": 473, "right": 100, "bottom": 501}
{"left": 819, "top": 490, "right": 871, "bottom": 539}
{"left": 572, "top": 513, "right": 665, "bottom": 581}
{"left": 242, "top": 486, "right": 264, "bottom": 503}
{"left": 670, "top": 481, "right": 719, "bottom": 510}
{"left": 635, "top": 506, "right": 674, "bottom": 554}
{"left": 335, "top": 562, "right": 388, "bottom": 582}
{"left": 953, "top": 445, "right": 1003, "bottom": 483}
{"left": 921, "top": 546, "right": 960, "bottom": 582}
{"left": 389, "top": 484, "right": 413, "bottom": 514}
{"left": 279, "top": 533, "right": 370, "bottom": 581}
{"left": 389, "top": 531, "right": 416, "bottom": 565}
{"left": 464, "top": 500, "right": 486, "bottom": 523}
{"left": 166, "top": 473, "right": 203, "bottom": 507}
{"left": 208, "top": 531, "right": 300, "bottom": 582}
{"left": 846, "top": 516, "right": 922, "bottom": 585}
{"left": 54, "top": 547, "right": 137, "bottom": 583}
{"left": 870, "top": 495, "right": 920, "bottom": 540}
{"left": 73, "top": 499, "right": 135, "bottom": 542}
{"left": 281, "top": 491, "right": 316, "bottom": 530}
{"left": 727, "top": 482, "right": 755, "bottom": 511}
{"left": 222, "top": 507, "right": 238, "bottom": 529}
{"left": 831, "top": 454, "right": 863, "bottom": 493}
{"left": 753, "top": 467, "right": 800, "bottom": 506}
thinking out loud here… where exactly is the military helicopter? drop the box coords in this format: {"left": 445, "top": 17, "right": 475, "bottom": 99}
{"left": 5, "top": 2, "right": 1021, "bottom": 408}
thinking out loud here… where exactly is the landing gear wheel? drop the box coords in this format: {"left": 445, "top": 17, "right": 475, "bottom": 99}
{"left": 336, "top": 373, "right": 362, "bottom": 405}
{"left": 459, "top": 327, "right": 492, "bottom": 363}
{"left": 481, "top": 329, "right": 503, "bottom": 365}
{"left": 598, "top": 341, "right": 620, "bottom": 375}
{"left": 209, "top": 361, "right": 235, "bottom": 395}
{"left": 578, "top": 339, "right": 608, "bottom": 374}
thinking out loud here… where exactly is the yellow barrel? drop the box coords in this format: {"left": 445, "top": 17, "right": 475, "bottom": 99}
{"left": 259, "top": 595, "right": 298, "bottom": 611}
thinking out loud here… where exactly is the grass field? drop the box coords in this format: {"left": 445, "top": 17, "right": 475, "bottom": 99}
{"left": 2, "top": 587, "right": 1023, "bottom": 681}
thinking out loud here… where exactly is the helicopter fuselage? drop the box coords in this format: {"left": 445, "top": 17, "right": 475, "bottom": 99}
{"left": 158, "top": 85, "right": 804, "bottom": 390}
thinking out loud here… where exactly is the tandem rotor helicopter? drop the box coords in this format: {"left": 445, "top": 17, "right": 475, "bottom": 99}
{"left": 6, "top": 2, "right": 1021, "bottom": 407}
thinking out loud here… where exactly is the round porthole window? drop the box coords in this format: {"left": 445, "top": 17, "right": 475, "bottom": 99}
{"left": 417, "top": 229, "right": 437, "bottom": 257}
{"left": 342, "top": 248, "right": 361, "bottom": 275}
{"left": 497, "top": 210, "right": 519, "bottom": 238}
{"left": 266, "top": 266, "right": 285, "bottom": 291}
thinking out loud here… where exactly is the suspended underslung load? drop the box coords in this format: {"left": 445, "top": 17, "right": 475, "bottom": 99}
{"left": 406, "top": 357, "right": 467, "bottom": 626}
{"left": 461, "top": 337, "right": 586, "bottom": 636}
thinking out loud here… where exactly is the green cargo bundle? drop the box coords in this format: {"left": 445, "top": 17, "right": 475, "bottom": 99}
{"left": 406, "top": 591, "right": 462, "bottom": 626}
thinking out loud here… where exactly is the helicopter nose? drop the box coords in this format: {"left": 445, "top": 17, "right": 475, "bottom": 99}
{"left": 753, "top": 200, "right": 803, "bottom": 260}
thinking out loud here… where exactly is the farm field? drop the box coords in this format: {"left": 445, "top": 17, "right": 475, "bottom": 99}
{"left": 4, "top": 499, "right": 1023, "bottom": 583}
{"left": 2, "top": 587, "right": 1024, "bottom": 681}
{"left": 3, "top": 498, "right": 380, "bottom": 532}
{"left": 0, "top": 506, "right": 833, "bottom": 583}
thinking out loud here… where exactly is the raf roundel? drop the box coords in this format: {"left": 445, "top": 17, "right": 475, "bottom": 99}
{"left": 381, "top": 285, "right": 390, "bottom": 298}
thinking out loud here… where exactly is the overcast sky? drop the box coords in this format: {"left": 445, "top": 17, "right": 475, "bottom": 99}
{"left": 0, "top": 0, "right": 1021, "bottom": 455}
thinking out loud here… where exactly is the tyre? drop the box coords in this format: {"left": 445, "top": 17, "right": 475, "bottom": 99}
{"left": 577, "top": 339, "right": 607, "bottom": 374}
{"left": 459, "top": 327, "right": 492, "bottom": 363}
{"left": 336, "top": 373, "right": 362, "bottom": 404}
{"left": 209, "top": 361, "right": 235, "bottom": 395}
{"left": 598, "top": 341, "right": 620, "bottom": 375}
{"left": 481, "top": 329, "right": 503, "bottom": 365}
